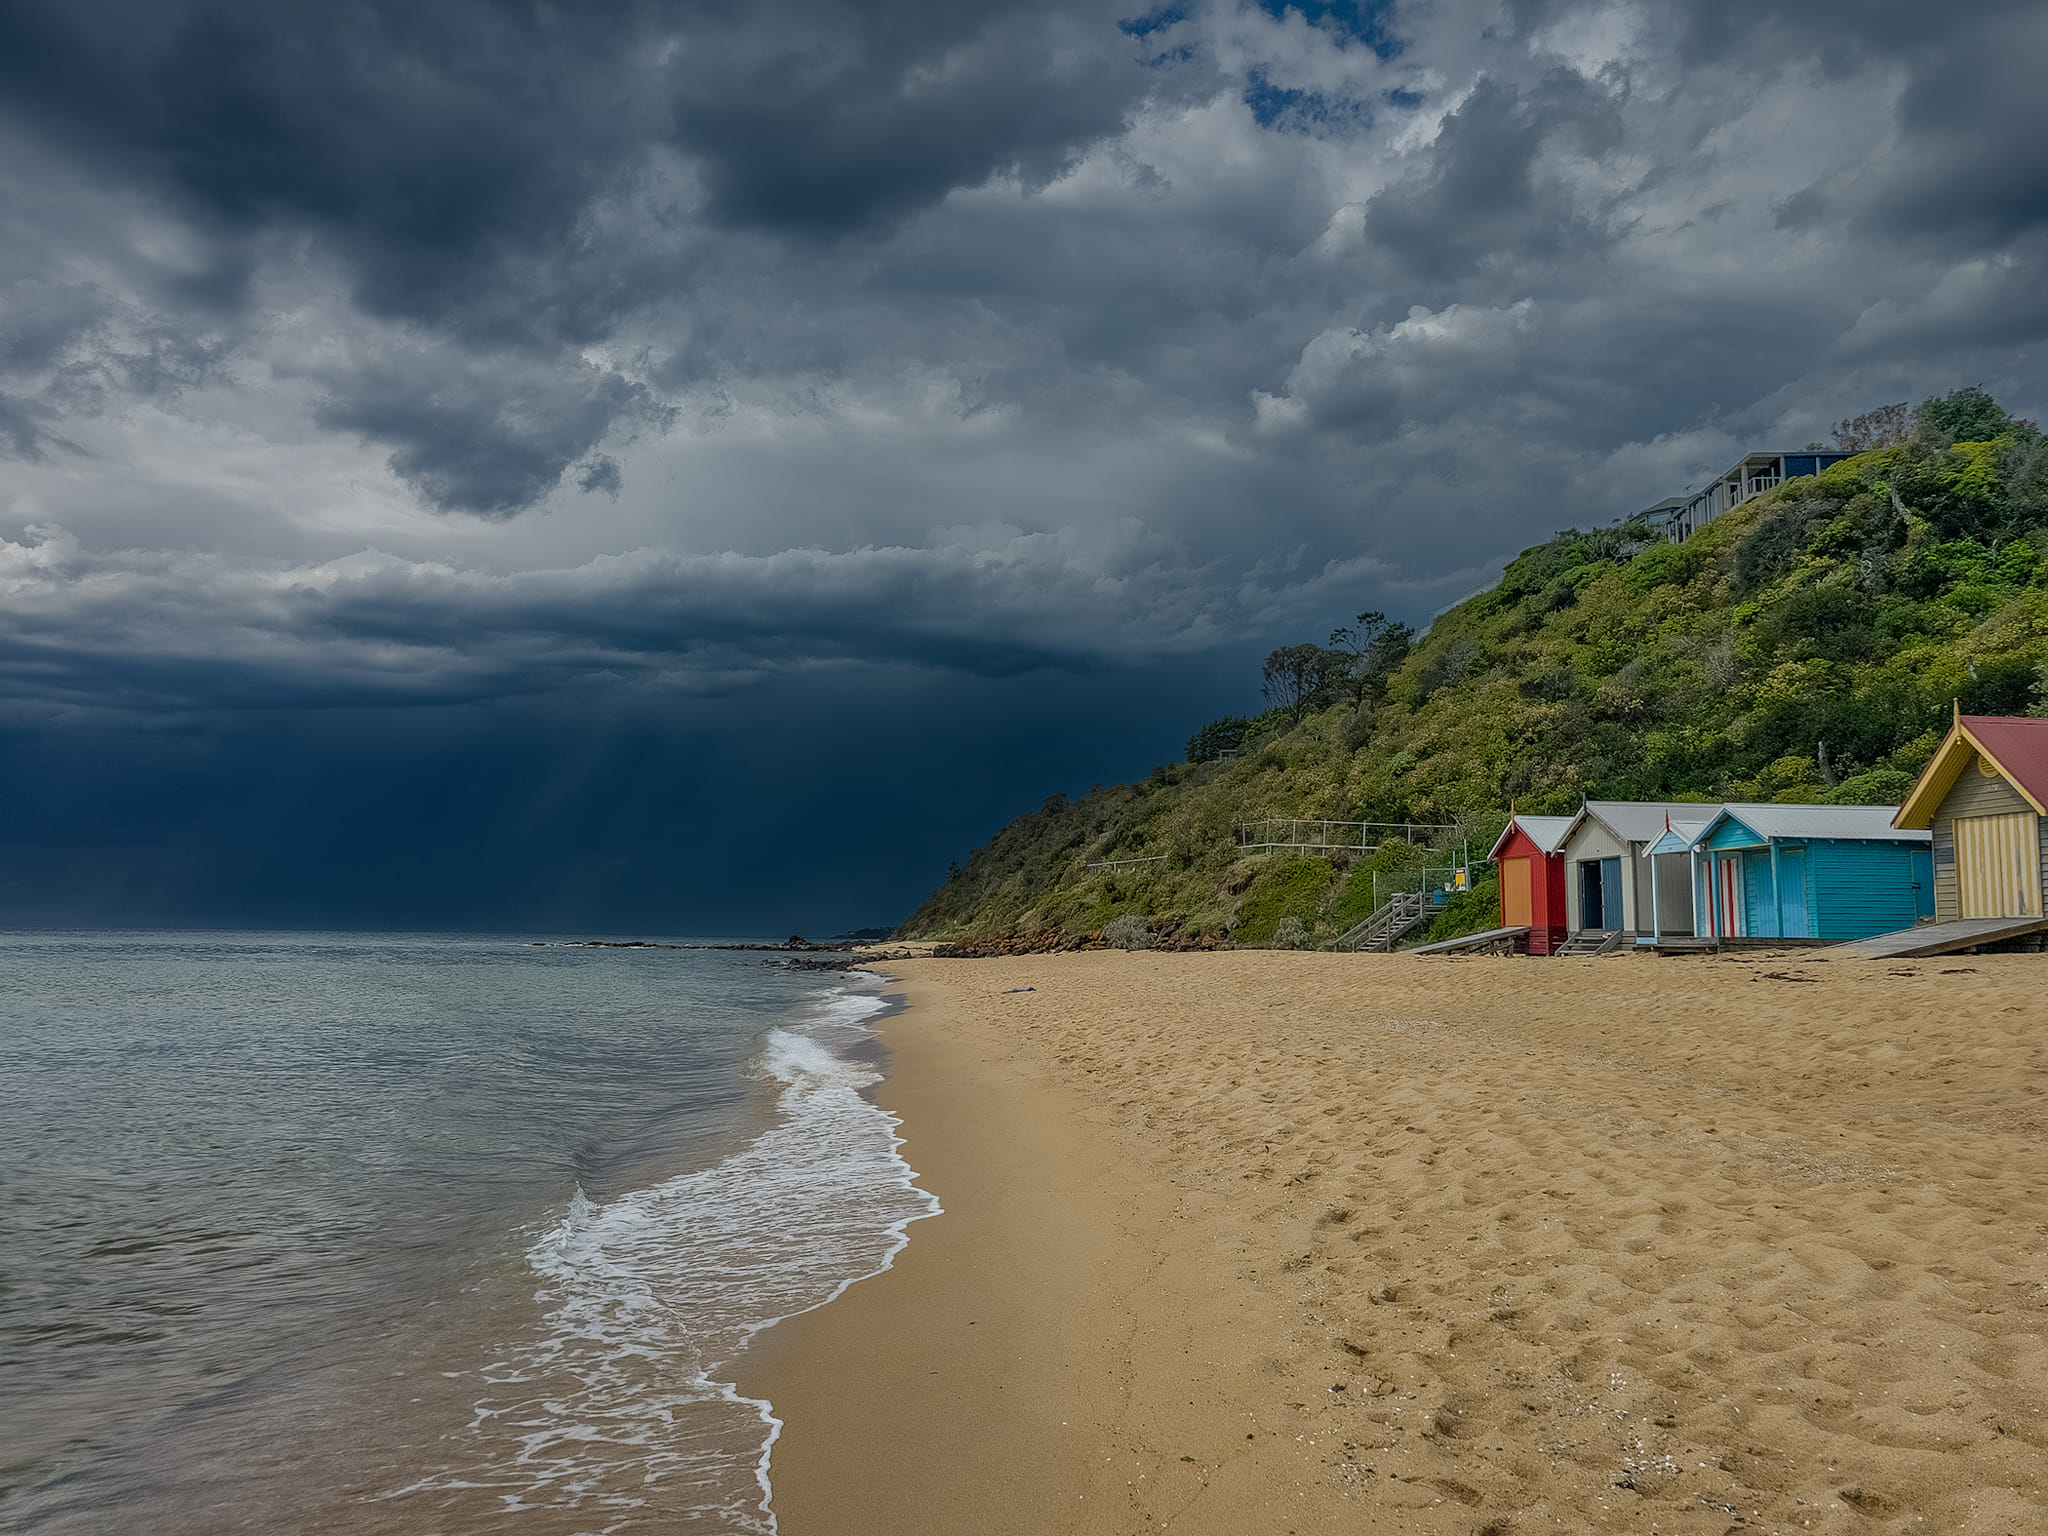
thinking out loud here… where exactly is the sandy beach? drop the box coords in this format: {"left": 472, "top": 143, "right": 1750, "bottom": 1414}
{"left": 746, "top": 949, "right": 2048, "bottom": 1535}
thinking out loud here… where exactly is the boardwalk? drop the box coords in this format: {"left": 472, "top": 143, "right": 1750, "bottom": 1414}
{"left": 1830, "top": 914, "right": 2048, "bottom": 958}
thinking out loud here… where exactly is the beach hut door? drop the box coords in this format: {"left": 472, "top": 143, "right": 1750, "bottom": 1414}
{"left": 1775, "top": 848, "right": 1807, "bottom": 938}
{"left": 1716, "top": 857, "right": 1744, "bottom": 938}
{"left": 1501, "top": 857, "right": 1532, "bottom": 926}
{"left": 1580, "top": 856, "right": 1622, "bottom": 930}
{"left": 1955, "top": 811, "right": 2041, "bottom": 917}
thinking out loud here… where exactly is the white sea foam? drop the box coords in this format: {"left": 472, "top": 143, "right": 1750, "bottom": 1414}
{"left": 392, "top": 977, "right": 938, "bottom": 1533}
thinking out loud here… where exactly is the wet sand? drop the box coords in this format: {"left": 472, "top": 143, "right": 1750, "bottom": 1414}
{"left": 745, "top": 949, "right": 2048, "bottom": 1534}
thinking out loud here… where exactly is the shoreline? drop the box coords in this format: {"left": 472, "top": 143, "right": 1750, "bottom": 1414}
{"left": 745, "top": 949, "right": 2048, "bottom": 1534}
{"left": 737, "top": 967, "right": 1153, "bottom": 1534}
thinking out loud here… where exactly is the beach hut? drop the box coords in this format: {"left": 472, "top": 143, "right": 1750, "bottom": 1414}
{"left": 1643, "top": 817, "right": 1713, "bottom": 944}
{"left": 1557, "top": 801, "right": 1714, "bottom": 945}
{"left": 1892, "top": 713, "right": 2048, "bottom": 921}
{"left": 1687, "top": 804, "right": 1932, "bottom": 943}
{"left": 1487, "top": 814, "right": 1573, "bottom": 954}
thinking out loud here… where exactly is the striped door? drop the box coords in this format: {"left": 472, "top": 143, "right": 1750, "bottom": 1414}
{"left": 1955, "top": 812, "right": 2041, "bottom": 917}
{"left": 1716, "top": 856, "right": 1744, "bottom": 937}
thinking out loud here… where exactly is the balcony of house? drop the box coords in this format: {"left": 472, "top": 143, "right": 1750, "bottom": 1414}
{"left": 1645, "top": 448, "right": 1857, "bottom": 543}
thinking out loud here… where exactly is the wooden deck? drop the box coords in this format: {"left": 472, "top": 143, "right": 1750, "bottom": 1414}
{"left": 1408, "top": 925, "right": 1528, "bottom": 955}
{"left": 1829, "top": 915, "right": 2048, "bottom": 958}
{"left": 1648, "top": 935, "right": 1828, "bottom": 954}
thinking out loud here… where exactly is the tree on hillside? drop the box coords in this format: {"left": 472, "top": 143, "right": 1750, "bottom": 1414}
{"left": 1832, "top": 401, "right": 1910, "bottom": 452}
{"left": 1261, "top": 643, "right": 1346, "bottom": 724}
{"left": 1186, "top": 715, "right": 1256, "bottom": 762}
{"left": 1328, "top": 611, "right": 1415, "bottom": 708}
{"left": 1916, "top": 385, "right": 2031, "bottom": 445}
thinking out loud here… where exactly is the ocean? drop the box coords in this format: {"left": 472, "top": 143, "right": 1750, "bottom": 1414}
{"left": 0, "top": 931, "right": 935, "bottom": 1534}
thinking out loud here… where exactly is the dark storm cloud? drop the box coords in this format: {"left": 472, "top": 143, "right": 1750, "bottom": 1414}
{"left": 1853, "top": 11, "right": 2048, "bottom": 246}
{"left": 0, "top": 239, "right": 233, "bottom": 460}
{"left": 0, "top": 0, "right": 2044, "bottom": 660}
{"left": 662, "top": 0, "right": 1149, "bottom": 235}
{"left": 0, "top": 0, "right": 1155, "bottom": 510}
{"left": 1363, "top": 68, "right": 1621, "bottom": 280}
{"left": 308, "top": 350, "right": 671, "bottom": 519}
{"left": 1511, "top": 0, "right": 2048, "bottom": 253}
{"left": 0, "top": 526, "right": 1255, "bottom": 712}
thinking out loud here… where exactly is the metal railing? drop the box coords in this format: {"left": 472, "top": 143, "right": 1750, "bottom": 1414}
{"left": 1085, "top": 854, "right": 1168, "bottom": 872}
{"left": 1234, "top": 818, "right": 1459, "bottom": 854}
{"left": 1371, "top": 862, "right": 1470, "bottom": 910}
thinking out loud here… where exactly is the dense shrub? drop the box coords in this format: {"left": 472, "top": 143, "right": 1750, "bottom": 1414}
{"left": 1186, "top": 716, "right": 1255, "bottom": 762}
{"left": 1102, "top": 914, "right": 1152, "bottom": 950}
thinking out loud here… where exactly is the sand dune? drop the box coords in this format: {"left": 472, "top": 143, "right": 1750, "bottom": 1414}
{"left": 753, "top": 950, "right": 2048, "bottom": 1535}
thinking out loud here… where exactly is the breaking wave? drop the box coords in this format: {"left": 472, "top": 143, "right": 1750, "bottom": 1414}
{"left": 395, "top": 981, "right": 938, "bottom": 1532}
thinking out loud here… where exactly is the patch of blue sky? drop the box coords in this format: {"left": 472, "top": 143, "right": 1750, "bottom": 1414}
{"left": 1118, "top": 3, "right": 1190, "bottom": 39}
{"left": 1254, "top": 0, "right": 1404, "bottom": 60}
{"left": 1243, "top": 69, "right": 1375, "bottom": 134}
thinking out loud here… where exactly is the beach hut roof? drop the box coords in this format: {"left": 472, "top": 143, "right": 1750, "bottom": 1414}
{"left": 1646, "top": 820, "right": 1711, "bottom": 855}
{"left": 1703, "top": 803, "right": 1928, "bottom": 845}
{"left": 1486, "top": 814, "right": 1575, "bottom": 860}
{"left": 1895, "top": 714, "right": 2048, "bottom": 827}
{"left": 1571, "top": 800, "right": 1720, "bottom": 845}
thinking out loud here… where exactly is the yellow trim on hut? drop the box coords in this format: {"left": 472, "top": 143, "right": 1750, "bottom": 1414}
{"left": 1894, "top": 715, "right": 2048, "bottom": 830}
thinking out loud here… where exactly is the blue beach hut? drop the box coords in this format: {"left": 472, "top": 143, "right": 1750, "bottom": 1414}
{"left": 1683, "top": 804, "right": 1932, "bottom": 944}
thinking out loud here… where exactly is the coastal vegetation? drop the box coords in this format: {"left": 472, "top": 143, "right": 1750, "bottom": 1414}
{"left": 902, "top": 389, "right": 2048, "bottom": 947}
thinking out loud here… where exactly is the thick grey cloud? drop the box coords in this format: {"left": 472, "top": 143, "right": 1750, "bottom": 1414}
{"left": 0, "top": 0, "right": 1157, "bottom": 509}
{"left": 1364, "top": 68, "right": 1620, "bottom": 279}
{"left": 0, "top": 521, "right": 1252, "bottom": 713}
{"left": 308, "top": 348, "right": 669, "bottom": 517}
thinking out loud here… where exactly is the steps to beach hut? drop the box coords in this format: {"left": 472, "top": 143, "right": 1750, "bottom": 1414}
{"left": 1552, "top": 928, "right": 1627, "bottom": 956}
{"left": 1333, "top": 891, "right": 1429, "bottom": 952}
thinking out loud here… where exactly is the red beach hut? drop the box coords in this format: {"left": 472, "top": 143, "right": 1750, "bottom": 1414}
{"left": 1489, "top": 814, "right": 1573, "bottom": 954}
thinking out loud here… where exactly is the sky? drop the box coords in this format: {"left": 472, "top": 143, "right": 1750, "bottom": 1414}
{"left": 2, "top": 0, "right": 2045, "bottom": 933}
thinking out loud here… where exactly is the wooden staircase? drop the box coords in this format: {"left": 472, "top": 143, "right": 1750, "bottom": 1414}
{"left": 1334, "top": 891, "right": 1429, "bottom": 953}
{"left": 1553, "top": 929, "right": 1627, "bottom": 956}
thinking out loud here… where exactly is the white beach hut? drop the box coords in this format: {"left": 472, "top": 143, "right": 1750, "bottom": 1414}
{"left": 1556, "top": 801, "right": 1718, "bottom": 947}
{"left": 1644, "top": 817, "right": 1713, "bottom": 945}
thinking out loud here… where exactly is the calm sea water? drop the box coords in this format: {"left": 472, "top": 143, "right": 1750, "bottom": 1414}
{"left": 0, "top": 932, "right": 935, "bottom": 1535}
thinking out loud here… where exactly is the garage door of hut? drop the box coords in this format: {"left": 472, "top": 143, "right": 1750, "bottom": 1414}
{"left": 1501, "top": 857, "right": 1533, "bottom": 926}
{"left": 1955, "top": 811, "right": 2041, "bottom": 917}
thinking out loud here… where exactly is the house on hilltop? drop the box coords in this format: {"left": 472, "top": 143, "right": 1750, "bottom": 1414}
{"left": 1647, "top": 449, "right": 1857, "bottom": 542}
{"left": 1893, "top": 713, "right": 2048, "bottom": 922}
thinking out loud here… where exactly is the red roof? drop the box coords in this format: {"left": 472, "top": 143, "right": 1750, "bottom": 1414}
{"left": 1964, "top": 715, "right": 2048, "bottom": 810}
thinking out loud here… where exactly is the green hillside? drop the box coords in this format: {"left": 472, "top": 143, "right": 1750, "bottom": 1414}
{"left": 902, "top": 389, "right": 2048, "bottom": 948}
